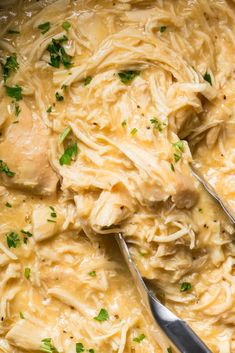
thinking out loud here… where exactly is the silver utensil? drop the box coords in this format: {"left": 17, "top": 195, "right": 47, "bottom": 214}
{"left": 190, "top": 164, "right": 235, "bottom": 224}
{"left": 116, "top": 233, "right": 212, "bottom": 353}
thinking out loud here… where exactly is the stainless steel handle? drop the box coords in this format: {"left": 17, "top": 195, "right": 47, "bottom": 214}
{"left": 147, "top": 292, "right": 212, "bottom": 353}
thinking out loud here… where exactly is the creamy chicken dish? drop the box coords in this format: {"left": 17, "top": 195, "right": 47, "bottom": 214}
{"left": 1, "top": 0, "right": 235, "bottom": 352}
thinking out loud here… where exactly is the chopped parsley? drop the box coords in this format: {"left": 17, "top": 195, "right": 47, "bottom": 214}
{"left": 24, "top": 267, "right": 31, "bottom": 280}
{"left": 59, "top": 142, "right": 78, "bottom": 165}
{"left": 2, "top": 54, "right": 19, "bottom": 82}
{"left": 198, "top": 208, "right": 203, "bottom": 213}
{"left": 204, "top": 72, "right": 212, "bottom": 85}
{"left": 38, "top": 22, "right": 51, "bottom": 34}
{"left": 62, "top": 21, "right": 71, "bottom": 31}
{"left": 76, "top": 343, "right": 84, "bottom": 353}
{"left": 84, "top": 76, "right": 92, "bottom": 86}
{"left": 15, "top": 103, "right": 21, "bottom": 116}
{"left": 88, "top": 271, "right": 96, "bottom": 277}
{"left": 21, "top": 230, "right": 33, "bottom": 237}
{"left": 5, "top": 202, "right": 12, "bottom": 208}
{"left": 47, "top": 106, "right": 52, "bottom": 113}
{"left": 121, "top": 120, "right": 127, "bottom": 127}
{"left": 172, "top": 140, "right": 184, "bottom": 152}
{"left": 180, "top": 282, "right": 192, "bottom": 292}
{"left": 6, "top": 232, "right": 20, "bottom": 248}
{"left": 94, "top": 308, "right": 109, "bottom": 322}
{"left": 5, "top": 85, "right": 22, "bottom": 101}
{"left": 133, "top": 333, "right": 146, "bottom": 343}
{"left": 130, "top": 128, "right": 138, "bottom": 135}
{"left": 160, "top": 26, "right": 167, "bottom": 33}
{"left": 59, "top": 126, "right": 71, "bottom": 144}
{"left": 170, "top": 163, "right": 175, "bottom": 172}
{"left": 19, "top": 311, "right": 25, "bottom": 319}
{"left": 49, "top": 206, "right": 57, "bottom": 218}
{"left": 167, "top": 347, "right": 173, "bottom": 353}
{"left": 47, "top": 36, "right": 72, "bottom": 69}
{"left": 47, "top": 219, "right": 56, "bottom": 223}
{"left": 55, "top": 92, "right": 64, "bottom": 101}
{"left": 0, "top": 160, "right": 15, "bottom": 177}
{"left": 150, "top": 117, "right": 164, "bottom": 132}
{"left": 21, "top": 229, "right": 33, "bottom": 244}
{"left": 172, "top": 140, "right": 184, "bottom": 163}
{"left": 7, "top": 29, "right": 20, "bottom": 34}
{"left": 41, "top": 338, "right": 58, "bottom": 353}
{"left": 118, "top": 70, "right": 140, "bottom": 84}
{"left": 88, "top": 350, "right": 95, "bottom": 353}
{"left": 173, "top": 153, "right": 181, "bottom": 163}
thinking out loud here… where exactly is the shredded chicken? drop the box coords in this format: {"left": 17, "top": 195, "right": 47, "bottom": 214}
{"left": 0, "top": 0, "right": 235, "bottom": 352}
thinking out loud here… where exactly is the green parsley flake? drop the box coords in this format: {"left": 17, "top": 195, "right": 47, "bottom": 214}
{"left": 47, "top": 106, "right": 52, "bottom": 113}
{"left": 19, "top": 311, "right": 25, "bottom": 319}
{"left": 130, "top": 128, "right": 138, "bottom": 136}
{"left": 204, "top": 72, "right": 212, "bottom": 85}
{"left": 88, "top": 350, "right": 95, "bottom": 353}
{"left": 59, "top": 142, "right": 78, "bottom": 165}
{"left": 133, "top": 333, "right": 146, "bottom": 343}
{"left": 88, "top": 271, "right": 96, "bottom": 277}
{"left": 160, "top": 26, "right": 167, "bottom": 33}
{"left": 21, "top": 230, "right": 33, "bottom": 238}
{"left": 172, "top": 140, "right": 184, "bottom": 152}
{"left": 55, "top": 92, "right": 64, "bottom": 101}
{"left": 6, "top": 232, "right": 20, "bottom": 248}
{"left": 167, "top": 347, "right": 173, "bottom": 353}
{"left": 5, "top": 202, "right": 12, "bottom": 208}
{"left": 198, "top": 208, "right": 203, "bottom": 213}
{"left": 0, "top": 160, "right": 15, "bottom": 177}
{"left": 62, "top": 21, "right": 71, "bottom": 31}
{"left": 7, "top": 29, "right": 20, "bottom": 34}
{"left": 180, "top": 282, "right": 192, "bottom": 292}
{"left": 121, "top": 120, "right": 127, "bottom": 128}
{"left": 24, "top": 267, "right": 31, "bottom": 280}
{"left": 50, "top": 206, "right": 57, "bottom": 218}
{"left": 172, "top": 140, "right": 184, "bottom": 163}
{"left": 47, "top": 36, "right": 72, "bottom": 69}
{"left": 94, "top": 308, "right": 109, "bottom": 322}
{"left": 118, "top": 70, "right": 140, "bottom": 84}
{"left": 47, "top": 219, "right": 56, "bottom": 223}
{"left": 15, "top": 104, "right": 21, "bottom": 117}
{"left": 2, "top": 54, "right": 19, "bottom": 82}
{"left": 150, "top": 118, "right": 164, "bottom": 132}
{"left": 38, "top": 22, "right": 51, "bottom": 34}
{"left": 170, "top": 163, "right": 175, "bottom": 172}
{"left": 84, "top": 76, "right": 92, "bottom": 86}
{"left": 76, "top": 343, "right": 84, "bottom": 353}
{"left": 174, "top": 153, "right": 181, "bottom": 163}
{"left": 59, "top": 126, "right": 71, "bottom": 144}
{"left": 41, "top": 338, "right": 58, "bottom": 353}
{"left": 5, "top": 85, "right": 22, "bottom": 101}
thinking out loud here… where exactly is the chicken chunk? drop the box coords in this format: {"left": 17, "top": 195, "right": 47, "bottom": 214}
{"left": 0, "top": 102, "right": 58, "bottom": 195}
{"left": 6, "top": 319, "right": 49, "bottom": 351}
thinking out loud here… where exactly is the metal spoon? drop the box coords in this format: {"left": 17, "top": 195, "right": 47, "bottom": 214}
{"left": 116, "top": 233, "right": 212, "bottom": 353}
